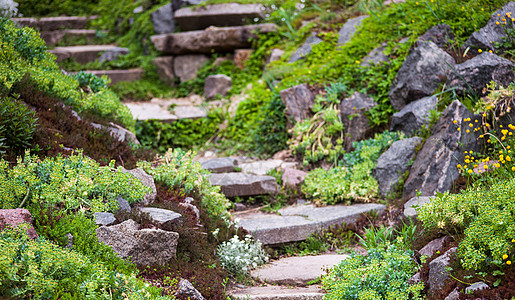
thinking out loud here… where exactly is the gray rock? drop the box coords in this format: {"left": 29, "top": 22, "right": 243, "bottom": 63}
{"left": 239, "top": 160, "right": 283, "bottom": 176}
{"left": 234, "top": 203, "right": 247, "bottom": 212}
{"left": 96, "top": 219, "right": 179, "bottom": 266}
{"left": 419, "top": 236, "right": 450, "bottom": 258}
{"left": 90, "top": 122, "right": 140, "bottom": 145}
{"left": 151, "top": 3, "right": 175, "bottom": 34}
{"left": 65, "top": 233, "right": 74, "bottom": 249}
{"left": 289, "top": 33, "right": 322, "bottom": 63}
{"left": 445, "top": 288, "right": 460, "bottom": 300}
{"left": 173, "top": 105, "right": 208, "bottom": 119}
{"left": 116, "top": 195, "right": 131, "bottom": 213}
{"left": 174, "top": 279, "right": 205, "bottom": 300}
{"left": 280, "top": 84, "right": 315, "bottom": 126}
{"left": 268, "top": 48, "right": 284, "bottom": 63}
{"left": 204, "top": 74, "right": 232, "bottom": 99}
{"left": 124, "top": 101, "right": 178, "bottom": 122}
{"left": 138, "top": 207, "right": 183, "bottom": 227}
{"left": 408, "top": 272, "right": 421, "bottom": 285}
{"left": 389, "top": 41, "right": 455, "bottom": 111}
{"left": 282, "top": 168, "right": 307, "bottom": 188}
{"left": 340, "top": 92, "right": 377, "bottom": 150}
{"left": 230, "top": 285, "right": 325, "bottom": 300}
{"left": 428, "top": 247, "right": 457, "bottom": 293}
{"left": 463, "top": 2, "right": 515, "bottom": 53}
{"left": 173, "top": 54, "right": 209, "bottom": 82}
{"left": 151, "top": 23, "right": 278, "bottom": 55}
{"left": 12, "top": 16, "right": 97, "bottom": 31}
{"left": 402, "top": 100, "right": 480, "bottom": 200}
{"left": 234, "top": 49, "right": 253, "bottom": 69}
{"left": 237, "top": 203, "right": 385, "bottom": 245}
{"left": 201, "top": 157, "right": 237, "bottom": 173}
{"left": 373, "top": 137, "right": 423, "bottom": 197}
{"left": 40, "top": 29, "right": 99, "bottom": 47}
{"left": 94, "top": 212, "right": 116, "bottom": 226}
{"left": 179, "top": 202, "right": 200, "bottom": 223}
{"left": 338, "top": 15, "right": 368, "bottom": 46}
{"left": 122, "top": 168, "right": 157, "bottom": 205}
{"left": 153, "top": 56, "right": 175, "bottom": 85}
{"left": 417, "top": 24, "right": 454, "bottom": 49}
{"left": 403, "top": 196, "right": 434, "bottom": 219}
{"left": 174, "top": 3, "right": 264, "bottom": 31}
{"left": 361, "top": 43, "right": 389, "bottom": 67}
{"left": 447, "top": 52, "right": 515, "bottom": 97}
{"left": 98, "top": 47, "right": 129, "bottom": 63}
{"left": 172, "top": 0, "right": 206, "bottom": 11}
{"left": 209, "top": 173, "right": 278, "bottom": 198}
{"left": 50, "top": 45, "right": 121, "bottom": 64}
{"left": 465, "top": 281, "right": 489, "bottom": 294}
{"left": 390, "top": 96, "right": 438, "bottom": 136}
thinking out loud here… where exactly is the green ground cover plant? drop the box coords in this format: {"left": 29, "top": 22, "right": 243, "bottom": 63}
{"left": 0, "top": 97, "right": 38, "bottom": 155}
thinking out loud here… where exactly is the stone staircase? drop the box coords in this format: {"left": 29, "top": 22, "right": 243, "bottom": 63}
{"left": 12, "top": 16, "right": 143, "bottom": 85}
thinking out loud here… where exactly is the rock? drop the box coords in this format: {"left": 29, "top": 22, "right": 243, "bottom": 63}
{"left": 390, "top": 96, "right": 438, "bottom": 136}
{"left": 416, "top": 24, "right": 454, "bottom": 49}
{"left": 237, "top": 203, "right": 385, "bottom": 244}
{"left": 138, "top": 207, "right": 183, "bottom": 227}
{"left": 402, "top": 100, "right": 480, "bottom": 200}
{"left": 340, "top": 92, "right": 377, "bottom": 150}
{"left": 151, "top": 3, "right": 175, "bottom": 34}
{"left": 280, "top": 84, "right": 315, "bottom": 126}
{"left": 289, "top": 33, "right": 322, "bottom": 63}
{"left": 12, "top": 16, "right": 97, "bottom": 31}
{"left": 445, "top": 288, "right": 460, "bottom": 300}
{"left": 338, "top": 15, "right": 368, "bottom": 46}
{"left": 230, "top": 285, "right": 325, "bottom": 300}
{"left": 361, "top": 43, "right": 389, "bottom": 67}
{"left": 153, "top": 56, "right": 175, "bottom": 85}
{"left": 251, "top": 254, "right": 349, "bottom": 286}
{"left": 174, "top": 3, "right": 264, "bottom": 31}
{"left": 465, "top": 282, "right": 489, "bottom": 294}
{"left": 125, "top": 98, "right": 207, "bottom": 121}
{"left": 282, "top": 168, "right": 307, "bottom": 188}
{"left": 122, "top": 168, "right": 157, "bottom": 205}
{"left": 373, "top": 137, "right": 423, "bottom": 197}
{"left": 389, "top": 41, "right": 455, "bottom": 111}
{"left": 98, "top": 47, "right": 129, "bottom": 62}
{"left": 116, "top": 195, "right": 131, "bottom": 213}
{"left": 234, "top": 203, "right": 247, "bottom": 212}
{"left": 0, "top": 209, "right": 38, "bottom": 240}
{"left": 173, "top": 105, "right": 208, "bottom": 119}
{"left": 65, "top": 233, "right": 74, "bottom": 249}
{"left": 124, "top": 101, "right": 178, "bottom": 122}
{"left": 174, "top": 279, "right": 205, "bottom": 300}
{"left": 204, "top": 74, "right": 232, "bottom": 99}
{"left": 40, "top": 29, "right": 99, "bottom": 47}
{"left": 447, "top": 52, "right": 515, "bottom": 97}
{"left": 76, "top": 69, "right": 144, "bottom": 85}
{"left": 171, "top": 0, "right": 206, "bottom": 11}
{"left": 209, "top": 173, "right": 278, "bottom": 197}
{"left": 151, "top": 23, "right": 277, "bottom": 55}
{"left": 239, "top": 160, "right": 283, "bottom": 176}
{"left": 50, "top": 45, "right": 121, "bottom": 64}
{"left": 179, "top": 202, "right": 200, "bottom": 223}
{"left": 173, "top": 54, "right": 209, "bottom": 82}
{"left": 463, "top": 2, "right": 515, "bottom": 53}
{"left": 94, "top": 212, "right": 116, "bottom": 226}
{"left": 408, "top": 272, "right": 421, "bottom": 285}
{"left": 234, "top": 49, "right": 252, "bottom": 70}
{"left": 201, "top": 157, "right": 237, "bottom": 173}
{"left": 96, "top": 219, "right": 179, "bottom": 266}
{"left": 428, "top": 247, "right": 457, "bottom": 293}
{"left": 268, "top": 48, "right": 284, "bottom": 63}
{"left": 90, "top": 122, "right": 140, "bottom": 145}
{"left": 419, "top": 236, "right": 450, "bottom": 258}
{"left": 403, "top": 196, "right": 434, "bottom": 219}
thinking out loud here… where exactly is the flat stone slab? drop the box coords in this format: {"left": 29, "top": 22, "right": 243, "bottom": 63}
{"left": 174, "top": 3, "right": 264, "bottom": 31}
{"left": 151, "top": 23, "right": 277, "bottom": 55}
{"left": 251, "top": 254, "right": 349, "bottom": 286}
{"left": 50, "top": 45, "right": 119, "bottom": 64}
{"left": 125, "top": 98, "right": 207, "bottom": 121}
{"left": 230, "top": 285, "right": 325, "bottom": 300}
{"left": 403, "top": 196, "right": 434, "bottom": 219}
{"left": 78, "top": 69, "right": 144, "bottom": 84}
{"left": 237, "top": 203, "right": 385, "bottom": 245}
{"left": 12, "top": 16, "right": 97, "bottom": 31}
{"left": 172, "top": 105, "right": 207, "bottom": 119}
{"left": 201, "top": 157, "right": 237, "bottom": 173}
{"left": 138, "top": 207, "right": 183, "bottom": 226}
{"left": 209, "top": 173, "right": 278, "bottom": 197}
{"left": 239, "top": 160, "right": 283, "bottom": 176}
{"left": 41, "top": 29, "right": 100, "bottom": 46}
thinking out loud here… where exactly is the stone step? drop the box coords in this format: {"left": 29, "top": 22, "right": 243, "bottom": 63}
{"left": 124, "top": 98, "right": 208, "bottom": 122}
{"left": 41, "top": 29, "right": 103, "bottom": 46}
{"left": 12, "top": 16, "right": 97, "bottom": 31}
{"left": 230, "top": 285, "right": 325, "bottom": 300}
{"left": 200, "top": 157, "right": 237, "bottom": 173}
{"left": 71, "top": 69, "right": 144, "bottom": 85}
{"left": 174, "top": 3, "right": 264, "bottom": 31}
{"left": 236, "top": 203, "right": 385, "bottom": 245}
{"left": 209, "top": 173, "right": 278, "bottom": 198}
{"left": 151, "top": 23, "right": 277, "bottom": 55}
{"left": 50, "top": 45, "right": 119, "bottom": 64}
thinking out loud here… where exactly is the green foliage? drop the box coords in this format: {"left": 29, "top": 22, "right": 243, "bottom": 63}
{"left": 138, "top": 149, "right": 231, "bottom": 219}
{"left": 16, "top": 0, "right": 98, "bottom": 16}
{"left": 0, "top": 151, "right": 150, "bottom": 212}
{"left": 0, "top": 96, "right": 38, "bottom": 154}
{"left": 357, "top": 225, "right": 394, "bottom": 250}
{"left": 343, "top": 131, "right": 401, "bottom": 168}
{"left": 0, "top": 227, "right": 166, "bottom": 299}
{"left": 322, "top": 244, "right": 423, "bottom": 300}
{"left": 252, "top": 91, "right": 289, "bottom": 155}
{"left": 72, "top": 71, "right": 108, "bottom": 93}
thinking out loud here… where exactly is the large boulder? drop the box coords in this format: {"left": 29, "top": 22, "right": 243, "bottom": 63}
{"left": 340, "top": 92, "right": 377, "bottom": 150}
{"left": 151, "top": 23, "right": 277, "bottom": 55}
{"left": 338, "top": 15, "right": 368, "bottom": 46}
{"left": 373, "top": 137, "right": 423, "bottom": 197}
{"left": 447, "top": 52, "right": 515, "bottom": 96}
{"left": 289, "top": 33, "right": 322, "bottom": 63}
{"left": 151, "top": 3, "right": 175, "bottom": 34}
{"left": 402, "top": 100, "right": 480, "bottom": 200}
{"left": 390, "top": 96, "right": 438, "bottom": 136}
{"left": 416, "top": 24, "right": 454, "bottom": 49}
{"left": 463, "top": 2, "right": 515, "bottom": 53}
{"left": 280, "top": 84, "right": 315, "bottom": 126}
{"left": 174, "top": 3, "right": 264, "bottom": 31}
{"left": 389, "top": 41, "right": 455, "bottom": 111}
{"left": 0, "top": 209, "right": 38, "bottom": 240}
{"left": 204, "top": 74, "right": 232, "bottom": 99}
{"left": 153, "top": 56, "right": 175, "bottom": 85}
{"left": 428, "top": 247, "right": 457, "bottom": 294}
{"left": 174, "top": 54, "right": 209, "bottom": 82}
{"left": 96, "top": 219, "right": 179, "bottom": 266}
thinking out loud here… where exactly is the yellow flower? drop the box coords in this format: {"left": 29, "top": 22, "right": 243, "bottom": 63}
{"left": 469, "top": 123, "right": 473, "bottom": 127}
{"left": 496, "top": 21, "right": 500, "bottom": 25}
{"left": 466, "top": 129, "right": 470, "bottom": 133}
{"left": 453, "top": 120, "right": 458, "bottom": 124}
{"left": 504, "top": 254, "right": 509, "bottom": 259}
{"left": 507, "top": 156, "right": 511, "bottom": 162}
{"left": 484, "top": 165, "right": 488, "bottom": 170}
{"left": 512, "top": 239, "right": 515, "bottom": 242}
{"left": 457, "top": 127, "right": 460, "bottom": 131}
{"left": 467, "top": 169, "right": 473, "bottom": 174}
{"left": 457, "top": 164, "right": 462, "bottom": 169}
{"left": 465, "top": 159, "right": 470, "bottom": 164}
{"left": 508, "top": 261, "right": 512, "bottom": 265}
{"left": 512, "top": 166, "right": 515, "bottom": 171}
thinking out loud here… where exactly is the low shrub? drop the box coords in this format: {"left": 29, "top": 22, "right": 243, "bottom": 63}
{"left": 217, "top": 235, "right": 268, "bottom": 277}
{"left": 0, "top": 96, "right": 38, "bottom": 154}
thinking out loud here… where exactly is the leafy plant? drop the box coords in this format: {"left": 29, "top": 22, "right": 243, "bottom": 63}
{"left": 356, "top": 225, "right": 394, "bottom": 250}
{"left": 217, "top": 235, "right": 268, "bottom": 277}
{"left": 0, "top": 96, "right": 38, "bottom": 154}
{"left": 73, "top": 71, "right": 109, "bottom": 93}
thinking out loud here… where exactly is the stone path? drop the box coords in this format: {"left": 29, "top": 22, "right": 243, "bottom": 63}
{"left": 230, "top": 285, "right": 325, "bottom": 300}
{"left": 124, "top": 96, "right": 208, "bottom": 121}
